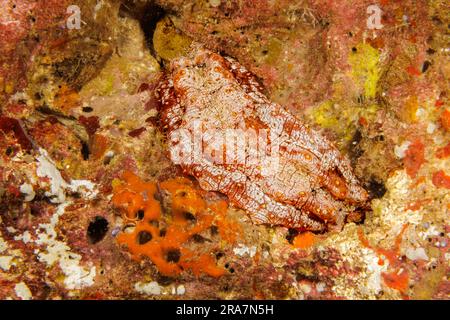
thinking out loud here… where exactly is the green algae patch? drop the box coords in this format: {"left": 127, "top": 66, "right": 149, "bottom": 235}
{"left": 153, "top": 16, "right": 193, "bottom": 61}
{"left": 310, "top": 98, "right": 379, "bottom": 145}
{"left": 349, "top": 43, "right": 381, "bottom": 99}
{"left": 311, "top": 100, "right": 339, "bottom": 129}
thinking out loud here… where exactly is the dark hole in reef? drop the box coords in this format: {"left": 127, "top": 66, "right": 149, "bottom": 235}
{"left": 348, "top": 129, "right": 363, "bottom": 165}
{"left": 30, "top": 201, "right": 46, "bottom": 216}
{"left": 82, "top": 106, "right": 93, "bottom": 113}
{"left": 149, "top": 220, "right": 159, "bottom": 228}
{"left": 191, "top": 234, "right": 208, "bottom": 243}
{"left": 422, "top": 60, "right": 431, "bottom": 73}
{"left": 81, "top": 140, "right": 90, "bottom": 160}
{"left": 156, "top": 274, "right": 174, "bottom": 285}
{"left": 215, "top": 252, "right": 224, "bottom": 260}
{"left": 137, "top": 230, "right": 152, "bottom": 245}
{"left": 210, "top": 225, "right": 219, "bottom": 236}
{"left": 119, "top": 0, "right": 165, "bottom": 57}
{"left": 159, "top": 229, "right": 167, "bottom": 237}
{"left": 296, "top": 272, "right": 320, "bottom": 282}
{"left": 39, "top": 284, "right": 52, "bottom": 300}
{"left": 352, "top": 129, "right": 363, "bottom": 145}
{"left": 357, "top": 95, "right": 365, "bottom": 104}
{"left": 5, "top": 146, "right": 13, "bottom": 156}
{"left": 184, "top": 211, "right": 196, "bottom": 221}
{"left": 367, "top": 177, "right": 387, "bottom": 199}
{"left": 286, "top": 228, "right": 299, "bottom": 244}
{"left": 166, "top": 248, "right": 181, "bottom": 263}
{"left": 431, "top": 16, "right": 442, "bottom": 24}
{"left": 87, "top": 216, "right": 109, "bottom": 244}
{"left": 136, "top": 209, "right": 145, "bottom": 220}
{"left": 103, "top": 154, "right": 113, "bottom": 165}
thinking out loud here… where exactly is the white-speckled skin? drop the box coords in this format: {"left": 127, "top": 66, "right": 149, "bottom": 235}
{"left": 156, "top": 47, "right": 368, "bottom": 232}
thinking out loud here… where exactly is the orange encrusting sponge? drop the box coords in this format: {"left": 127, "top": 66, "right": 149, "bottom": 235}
{"left": 112, "top": 171, "right": 234, "bottom": 277}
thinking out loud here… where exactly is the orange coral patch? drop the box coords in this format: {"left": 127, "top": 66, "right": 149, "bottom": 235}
{"left": 403, "top": 139, "right": 425, "bottom": 178}
{"left": 293, "top": 232, "right": 316, "bottom": 249}
{"left": 113, "top": 171, "right": 236, "bottom": 277}
{"left": 432, "top": 170, "right": 450, "bottom": 189}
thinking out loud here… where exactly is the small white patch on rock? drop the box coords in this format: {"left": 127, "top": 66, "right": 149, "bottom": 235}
{"left": 66, "top": 179, "right": 98, "bottom": 199}
{"left": 0, "top": 234, "right": 8, "bottom": 253}
{"left": 362, "top": 248, "right": 388, "bottom": 295}
{"left": 20, "top": 183, "right": 35, "bottom": 202}
{"left": 15, "top": 282, "right": 32, "bottom": 300}
{"left": 14, "top": 231, "right": 32, "bottom": 244}
{"left": 6, "top": 227, "right": 17, "bottom": 234}
{"left": 405, "top": 247, "right": 428, "bottom": 261}
{"left": 419, "top": 225, "right": 440, "bottom": 240}
{"left": 394, "top": 141, "right": 411, "bottom": 159}
{"left": 61, "top": 262, "right": 97, "bottom": 290}
{"left": 415, "top": 108, "right": 426, "bottom": 118}
{"left": 426, "top": 123, "right": 436, "bottom": 134}
{"left": 316, "top": 282, "right": 326, "bottom": 292}
{"left": 36, "top": 148, "right": 98, "bottom": 203}
{"left": 299, "top": 283, "right": 311, "bottom": 294}
{"left": 209, "top": 0, "right": 221, "bottom": 8}
{"left": 176, "top": 285, "right": 186, "bottom": 295}
{"left": 135, "top": 281, "right": 162, "bottom": 295}
{"left": 233, "top": 244, "right": 257, "bottom": 257}
{"left": 0, "top": 256, "right": 14, "bottom": 271}
{"left": 34, "top": 202, "right": 96, "bottom": 290}
{"left": 36, "top": 149, "right": 67, "bottom": 203}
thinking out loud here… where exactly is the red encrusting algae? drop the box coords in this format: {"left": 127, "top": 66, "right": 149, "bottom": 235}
{"left": 440, "top": 109, "right": 450, "bottom": 132}
{"left": 435, "top": 142, "right": 450, "bottom": 159}
{"left": 403, "top": 139, "right": 425, "bottom": 178}
{"left": 432, "top": 170, "right": 450, "bottom": 189}
{"left": 358, "top": 225, "right": 410, "bottom": 297}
